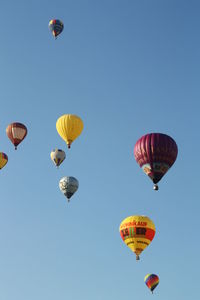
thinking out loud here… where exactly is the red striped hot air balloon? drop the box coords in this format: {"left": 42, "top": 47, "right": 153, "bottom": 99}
{"left": 134, "top": 133, "right": 178, "bottom": 190}
{"left": 6, "top": 122, "right": 27, "bottom": 150}
{"left": 144, "top": 274, "right": 159, "bottom": 294}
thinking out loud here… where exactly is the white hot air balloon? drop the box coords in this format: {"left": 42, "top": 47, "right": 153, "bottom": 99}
{"left": 50, "top": 149, "right": 66, "bottom": 167}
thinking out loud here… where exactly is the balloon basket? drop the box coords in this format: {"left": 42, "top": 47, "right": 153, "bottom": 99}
{"left": 153, "top": 184, "right": 159, "bottom": 191}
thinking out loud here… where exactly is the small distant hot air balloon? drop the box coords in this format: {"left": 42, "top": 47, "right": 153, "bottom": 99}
{"left": 59, "top": 176, "right": 79, "bottom": 202}
{"left": 134, "top": 133, "right": 178, "bottom": 190}
{"left": 50, "top": 149, "right": 66, "bottom": 168}
{"left": 119, "top": 215, "right": 156, "bottom": 260}
{"left": 6, "top": 122, "right": 27, "bottom": 150}
{"left": 56, "top": 114, "right": 84, "bottom": 149}
{"left": 0, "top": 152, "right": 8, "bottom": 169}
{"left": 49, "top": 19, "right": 64, "bottom": 38}
{"left": 144, "top": 274, "right": 159, "bottom": 294}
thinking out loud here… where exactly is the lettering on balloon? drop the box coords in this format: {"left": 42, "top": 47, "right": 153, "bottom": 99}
{"left": 136, "top": 227, "right": 146, "bottom": 235}
{"left": 120, "top": 221, "right": 147, "bottom": 229}
{"left": 137, "top": 240, "right": 149, "bottom": 245}
{"left": 120, "top": 226, "right": 147, "bottom": 241}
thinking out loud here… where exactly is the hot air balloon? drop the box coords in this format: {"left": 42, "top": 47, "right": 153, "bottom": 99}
{"left": 0, "top": 152, "right": 8, "bottom": 169}
{"left": 50, "top": 149, "right": 66, "bottom": 168}
{"left": 56, "top": 114, "right": 84, "bottom": 149}
{"left": 59, "top": 176, "right": 79, "bottom": 202}
{"left": 144, "top": 274, "right": 159, "bottom": 294}
{"left": 49, "top": 19, "right": 64, "bottom": 38}
{"left": 134, "top": 133, "right": 178, "bottom": 190}
{"left": 119, "top": 215, "right": 156, "bottom": 260}
{"left": 6, "top": 122, "right": 27, "bottom": 150}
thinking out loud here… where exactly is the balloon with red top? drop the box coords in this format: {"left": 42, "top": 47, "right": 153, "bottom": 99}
{"left": 134, "top": 133, "right": 178, "bottom": 190}
{"left": 6, "top": 122, "right": 27, "bottom": 150}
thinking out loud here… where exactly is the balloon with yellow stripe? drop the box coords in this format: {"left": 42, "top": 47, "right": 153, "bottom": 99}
{"left": 50, "top": 149, "right": 66, "bottom": 168}
{"left": 144, "top": 274, "right": 159, "bottom": 294}
{"left": 0, "top": 152, "right": 8, "bottom": 169}
{"left": 119, "top": 215, "right": 156, "bottom": 260}
{"left": 56, "top": 114, "right": 84, "bottom": 149}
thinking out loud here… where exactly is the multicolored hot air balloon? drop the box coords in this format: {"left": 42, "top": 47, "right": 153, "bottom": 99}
{"left": 56, "top": 114, "right": 84, "bottom": 149}
{"left": 50, "top": 149, "right": 66, "bottom": 168}
{"left": 6, "top": 122, "right": 27, "bottom": 150}
{"left": 144, "top": 274, "right": 159, "bottom": 294}
{"left": 0, "top": 152, "right": 8, "bottom": 169}
{"left": 49, "top": 19, "right": 64, "bottom": 38}
{"left": 134, "top": 133, "right": 178, "bottom": 190}
{"left": 119, "top": 215, "right": 156, "bottom": 260}
{"left": 59, "top": 176, "right": 79, "bottom": 202}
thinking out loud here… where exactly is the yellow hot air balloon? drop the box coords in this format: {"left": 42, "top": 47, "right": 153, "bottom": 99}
{"left": 0, "top": 152, "right": 8, "bottom": 169}
{"left": 119, "top": 215, "right": 156, "bottom": 260}
{"left": 56, "top": 114, "right": 84, "bottom": 149}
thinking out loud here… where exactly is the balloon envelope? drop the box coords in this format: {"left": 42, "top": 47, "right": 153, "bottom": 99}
{"left": 144, "top": 274, "right": 159, "bottom": 293}
{"left": 59, "top": 176, "right": 79, "bottom": 201}
{"left": 49, "top": 19, "right": 64, "bottom": 38}
{"left": 134, "top": 133, "right": 178, "bottom": 189}
{"left": 50, "top": 149, "right": 66, "bottom": 167}
{"left": 0, "top": 152, "right": 8, "bottom": 169}
{"left": 56, "top": 114, "right": 84, "bottom": 148}
{"left": 6, "top": 122, "right": 27, "bottom": 150}
{"left": 119, "top": 215, "right": 156, "bottom": 260}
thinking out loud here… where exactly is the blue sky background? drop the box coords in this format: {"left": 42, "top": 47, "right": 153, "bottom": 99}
{"left": 0, "top": 0, "right": 199, "bottom": 299}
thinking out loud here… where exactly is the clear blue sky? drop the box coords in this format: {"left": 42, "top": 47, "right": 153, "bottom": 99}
{"left": 0, "top": 0, "right": 199, "bottom": 299}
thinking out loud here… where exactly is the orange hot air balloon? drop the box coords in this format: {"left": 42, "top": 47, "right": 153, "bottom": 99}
{"left": 119, "top": 215, "right": 156, "bottom": 260}
{"left": 6, "top": 122, "right": 27, "bottom": 150}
